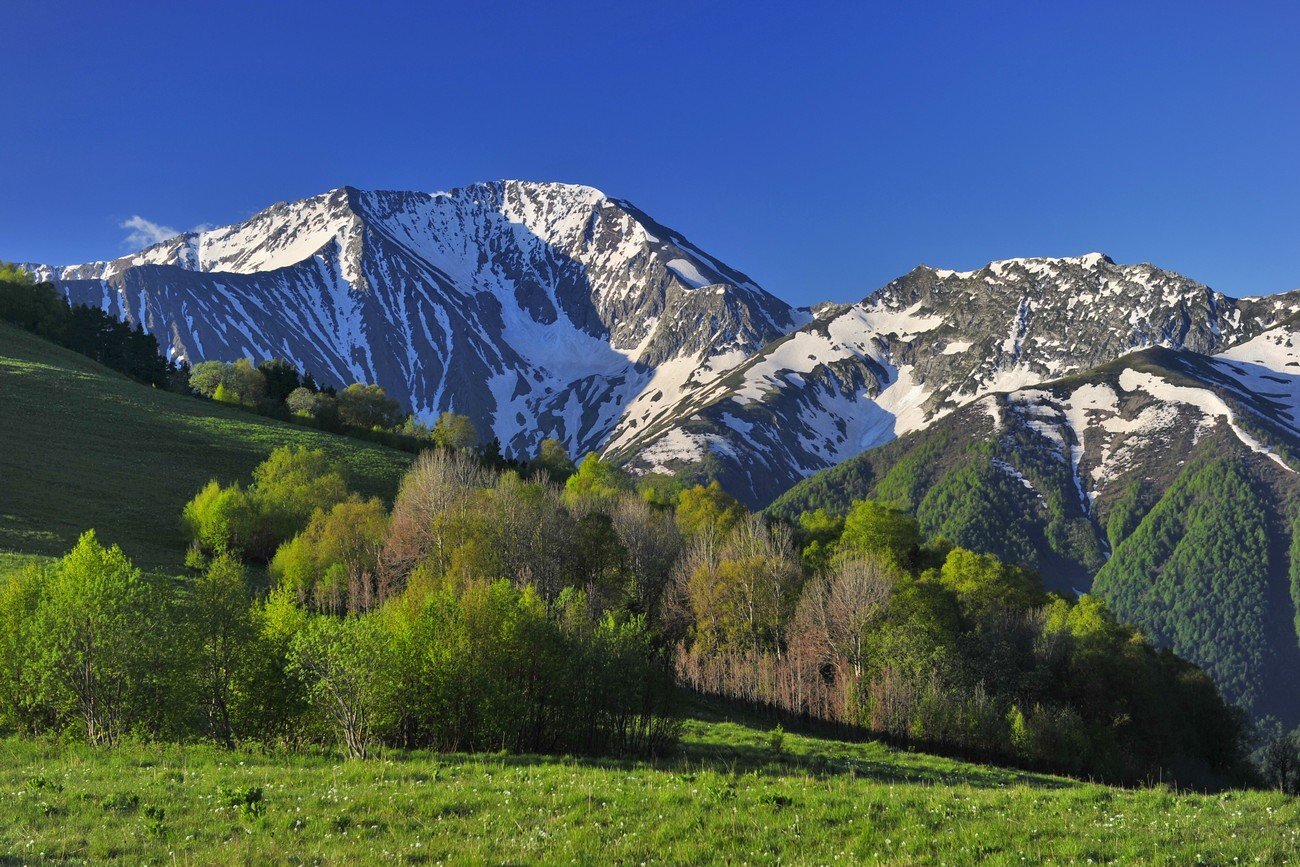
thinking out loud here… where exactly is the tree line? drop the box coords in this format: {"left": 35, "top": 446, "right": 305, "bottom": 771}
{"left": 0, "top": 446, "right": 679, "bottom": 758}
{"left": 0, "top": 264, "right": 176, "bottom": 387}
{"left": 184, "top": 357, "right": 487, "bottom": 456}
{"left": 669, "top": 501, "right": 1252, "bottom": 785}
{"left": 0, "top": 434, "right": 1271, "bottom": 787}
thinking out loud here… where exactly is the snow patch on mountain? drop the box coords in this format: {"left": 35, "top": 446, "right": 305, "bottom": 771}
{"left": 1118, "top": 369, "right": 1294, "bottom": 472}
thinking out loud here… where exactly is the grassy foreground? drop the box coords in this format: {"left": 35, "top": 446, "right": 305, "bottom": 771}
{"left": 1, "top": 701, "right": 1296, "bottom": 865}
{"left": 0, "top": 322, "right": 412, "bottom": 569}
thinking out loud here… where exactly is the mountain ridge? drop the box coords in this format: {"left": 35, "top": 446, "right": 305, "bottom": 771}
{"left": 22, "top": 181, "right": 1300, "bottom": 509}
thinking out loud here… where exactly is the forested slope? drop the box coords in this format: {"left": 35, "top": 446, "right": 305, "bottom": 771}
{"left": 771, "top": 348, "right": 1300, "bottom": 723}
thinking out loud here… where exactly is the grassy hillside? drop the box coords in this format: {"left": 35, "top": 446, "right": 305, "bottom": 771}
{"left": 0, "top": 322, "right": 412, "bottom": 569}
{"left": 1, "top": 699, "right": 1295, "bottom": 864}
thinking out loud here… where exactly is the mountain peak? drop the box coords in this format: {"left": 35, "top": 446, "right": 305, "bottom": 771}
{"left": 921, "top": 252, "right": 1116, "bottom": 280}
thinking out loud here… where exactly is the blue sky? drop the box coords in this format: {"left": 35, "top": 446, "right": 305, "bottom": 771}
{"left": 2, "top": 0, "right": 1297, "bottom": 305}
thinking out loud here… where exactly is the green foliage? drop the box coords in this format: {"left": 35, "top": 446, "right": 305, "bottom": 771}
{"left": 675, "top": 481, "right": 747, "bottom": 538}
{"left": 839, "top": 500, "right": 920, "bottom": 566}
{"left": 189, "top": 359, "right": 267, "bottom": 406}
{"left": 796, "top": 508, "right": 844, "bottom": 573}
{"left": 682, "top": 490, "right": 1250, "bottom": 785}
{"left": 1104, "top": 479, "right": 1156, "bottom": 550}
{"left": 286, "top": 386, "right": 335, "bottom": 420}
{"left": 915, "top": 461, "right": 1038, "bottom": 569}
{"left": 531, "top": 436, "right": 575, "bottom": 482}
{"left": 767, "top": 724, "right": 785, "bottom": 754}
{"left": 182, "top": 481, "right": 261, "bottom": 555}
{"left": 257, "top": 359, "right": 302, "bottom": 403}
{"left": 249, "top": 447, "right": 351, "bottom": 543}
{"left": 288, "top": 614, "right": 389, "bottom": 759}
{"left": 370, "top": 580, "right": 677, "bottom": 757}
{"left": 678, "top": 516, "right": 801, "bottom": 655}
{"left": 430, "top": 411, "right": 479, "bottom": 450}
{"left": 0, "top": 561, "right": 45, "bottom": 733}
{"left": 637, "top": 472, "right": 686, "bottom": 510}
{"left": 0, "top": 321, "right": 410, "bottom": 568}
{"left": 771, "top": 426, "right": 1107, "bottom": 593}
{"left": 184, "top": 554, "right": 257, "bottom": 746}
{"left": 564, "top": 453, "right": 633, "bottom": 504}
{"left": 0, "top": 262, "right": 34, "bottom": 285}
{"left": 270, "top": 497, "right": 388, "bottom": 613}
{"left": 0, "top": 267, "right": 175, "bottom": 387}
{"left": 184, "top": 447, "right": 351, "bottom": 560}
{"left": 27, "top": 532, "right": 167, "bottom": 745}
{"left": 934, "top": 547, "right": 1042, "bottom": 616}
{"left": 871, "top": 433, "right": 952, "bottom": 510}
{"left": 1093, "top": 458, "right": 1273, "bottom": 712}
{"left": 337, "top": 383, "right": 404, "bottom": 430}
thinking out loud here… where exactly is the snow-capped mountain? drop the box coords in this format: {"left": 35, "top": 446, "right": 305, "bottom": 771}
{"left": 616, "top": 254, "right": 1300, "bottom": 504}
{"left": 27, "top": 182, "right": 803, "bottom": 461}
{"left": 26, "top": 183, "right": 1300, "bottom": 507}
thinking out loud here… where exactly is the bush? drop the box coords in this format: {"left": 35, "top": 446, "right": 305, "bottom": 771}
{"left": 182, "top": 447, "right": 350, "bottom": 560}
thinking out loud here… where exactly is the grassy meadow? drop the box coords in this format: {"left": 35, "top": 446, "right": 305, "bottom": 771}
{"left": 0, "top": 322, "right": 412, "bottom": 569}
{"left": 1, "top": 699, "right": 1296, "bottom": 865}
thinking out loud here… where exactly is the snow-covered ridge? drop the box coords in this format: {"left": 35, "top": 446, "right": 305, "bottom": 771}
{"left": 27, "top": 181, "right": 801, "bottom": 467}
{"left": 22, "top": 185, "right": 1300, "bottom": 508}
{"left": 929, "top": 251, "right": 1113, "bottom": 280}
{"left": 618, "top": 249, "right": 1300, "bottom": 504}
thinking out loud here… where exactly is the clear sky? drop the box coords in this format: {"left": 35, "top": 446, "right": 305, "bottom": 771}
{"left": 2, "top": 0, "right": 1297, "bottom": 305}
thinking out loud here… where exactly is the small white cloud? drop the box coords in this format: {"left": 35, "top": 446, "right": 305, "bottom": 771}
{"left": 120, "top": 215, "right": 181, "bottom": 248}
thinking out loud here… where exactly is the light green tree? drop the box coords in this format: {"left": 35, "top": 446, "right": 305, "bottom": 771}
{"left": 31, "top": 531, "right": 159, "bottom": 745}
{"left": 432, "top": 411, "right": 479, "bottom": 450}
{"left": 188, "top": 553, "right": 256, "bottom": 746}
{"left": 288, "top": 614, "right": 390, "bottom": 759}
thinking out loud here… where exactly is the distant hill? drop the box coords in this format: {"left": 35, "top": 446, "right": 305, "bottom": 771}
{"left": 0, "top": 321, "right": 412, "bottom": 569}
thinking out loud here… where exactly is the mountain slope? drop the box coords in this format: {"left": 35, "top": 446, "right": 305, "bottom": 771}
{"left": 29, "top": 182, "right": 804, "bottom": 463}
{"left": 0, "top": 321, "right": 411, "bottom": 568}
{"left": 619, "top": 254, "right": 1300, "bottom": 505}
{"left": 771, "top": 339, "right": 1300, "bottom": 722}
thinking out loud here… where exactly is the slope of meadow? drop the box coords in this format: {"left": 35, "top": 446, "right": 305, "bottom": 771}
{"left": 0, "top": 322, "right": 412, "bottom": 569}
{"left": 1, "top": 699, "right": 1295, "bottom": 864}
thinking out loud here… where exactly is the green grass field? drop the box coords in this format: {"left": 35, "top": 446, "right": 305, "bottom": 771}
{"left": 0, "top": 323, "right": 413, "bottom": 569}
{"left": 1, "top": 699, "right": 1295, "bottom": 865}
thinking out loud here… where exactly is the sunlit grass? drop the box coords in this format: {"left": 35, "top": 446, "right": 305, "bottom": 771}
{"left": 2, "top": 700, "right": 1296, "bottom": 864}
{"left": 0, "top": 322, "right": 411, "bottom": 570}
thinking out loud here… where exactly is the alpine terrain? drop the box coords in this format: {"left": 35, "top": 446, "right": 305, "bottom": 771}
{"left": 24, "top": 181, "right": 1300, "bottom": 725}
{"left": 27, "top": 186, "right": 1300, "bottom": 509}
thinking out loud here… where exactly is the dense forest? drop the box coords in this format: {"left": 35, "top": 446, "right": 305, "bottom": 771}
{"left": 0, "top": 263, "right": 176, "bottom": 387}
{"left": 769, "top": 378, "right": 1300, "bottom": 729}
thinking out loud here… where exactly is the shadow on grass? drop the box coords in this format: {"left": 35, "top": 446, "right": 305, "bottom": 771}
{"left": 0, "top": 692, "right": 1077, "bottom": 793}
{"left": 332, "top": 693, "right": 1078, "bottom": 792}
